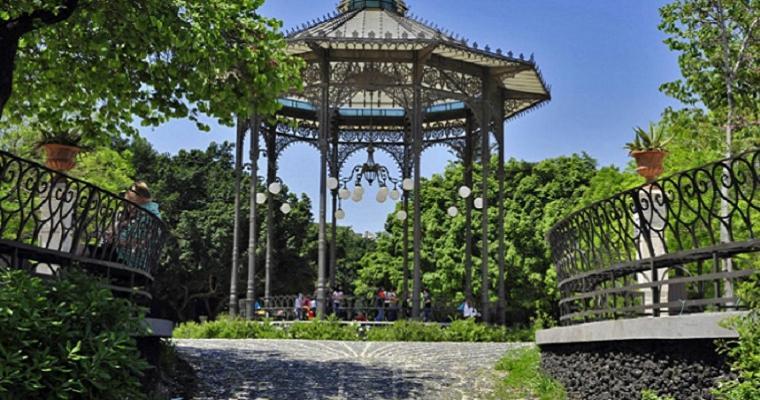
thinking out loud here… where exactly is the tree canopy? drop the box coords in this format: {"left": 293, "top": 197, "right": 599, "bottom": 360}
{"left": 0, "top": 0, "right": 302, "bottom": 143}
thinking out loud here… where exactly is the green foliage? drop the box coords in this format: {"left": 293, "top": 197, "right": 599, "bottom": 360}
{"left": 287, "top": 316, "right": 360, "bottom": 341}
{"left": 625, "top": 123, "right": 672, "bottom": 153}
{"left": 641, "top": 389, "right": 675, "bottom": 400}
{"left": 174, "top": 317, "right": 532, "bottom": 342}
{"left": 493, "top": 346, "right": 566, "bottom": 400}
{"left": 365, "top": 320, "right": 446, "bottom": 342}
{"left": 172, "top": 316, "right": 287, "bottom": 339}
{"left": 2, "top": 0, "right": 303, "bottom": 141}
{"left": 355, "top": 154, "right": 598, "bottom": 324}
{"left": 0, "top": 270, "right": 149, "bottom": 399}
{"left": 713, "top": 273, "right": 760, "bottom": 399}
{"left": 659, "top": 0, "right": 759, "bottom": 120}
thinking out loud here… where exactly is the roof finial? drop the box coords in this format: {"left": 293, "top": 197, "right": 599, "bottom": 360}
{"left": 338, "top": 0, "right": 409, "bottom": 15}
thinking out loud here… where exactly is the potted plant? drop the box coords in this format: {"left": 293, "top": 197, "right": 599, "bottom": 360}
{"left": 625, "top": 123, "right": 671, "bottom": 182}
{"left": 36, "top": 129, "right": 84, "bottom": 172}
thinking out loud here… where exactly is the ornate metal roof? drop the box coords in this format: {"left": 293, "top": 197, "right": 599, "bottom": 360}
{"left": 337, "top": 0, "right": 409, "bottom": 15}
{"left": 278, "top": 0, "right": 551, "bottom": 142}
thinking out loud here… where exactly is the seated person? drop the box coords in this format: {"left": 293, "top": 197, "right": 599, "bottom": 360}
{"left": 115, "top": 181, "right": 161, "bottom": 270}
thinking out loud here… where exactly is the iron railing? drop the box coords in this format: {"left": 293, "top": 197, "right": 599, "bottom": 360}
{"left": 0, "top": 150, "right": 168, "bottom": 300}
{"left": 547, "top": 149, "right": 759, "bottom": 325}
{"left": 244, "top": 295, "right": 458, "bottom": 321}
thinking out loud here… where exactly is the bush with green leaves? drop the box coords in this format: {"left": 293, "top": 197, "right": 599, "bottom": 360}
{"left": 494, "top": 346, "right": 566, "bottom": 400}
{"left": 174, "top": 316, "right": 534, "bottom": 343}
{"left": 713, "top": 273, "right": 760, "bottom": 399}
{"left": 287, "top": 316, "right": 360, "bottom": 341}
{"left": 172, "top": 316, "right": 286, "bottom": 339}
{"left": 365, "top": 320, "right": 446, "bottom": 342}
{"left": 0, "top": 270, "right": 149, "bottom": 399}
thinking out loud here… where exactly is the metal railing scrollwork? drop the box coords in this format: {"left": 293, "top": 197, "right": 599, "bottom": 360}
{"left": 0, "top": 150, "right": 169, "bottom": 300}
{"left": 547, "top": 149, "right": 759, "bottom": 325}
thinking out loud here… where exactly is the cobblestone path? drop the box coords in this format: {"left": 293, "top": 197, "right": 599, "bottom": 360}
{"left": 175, "top": 339, "right": 524, "bottom": 400}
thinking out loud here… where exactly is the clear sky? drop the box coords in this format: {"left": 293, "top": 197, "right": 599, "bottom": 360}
{"left": 139, "top": 0, "right": 684, "bottom": 234}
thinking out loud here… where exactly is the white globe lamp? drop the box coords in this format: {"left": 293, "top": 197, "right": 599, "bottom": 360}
{"left": 447, "top": 206, "right": 459, "bottom": 217}
{"left": 327, "top": 177, "right": 339, "bottom": 190}
{"left": 458, "top": 186, "right": 472, "bottom": 199}
{"left": 268, "top": 181, "right": 282, "bottom": 195}
{"left": 474, "top": 197, "right": 484, "bottom": 210}
{"left": 280, "top": 202, "right": 292, "bottom": 214}
{"left": 255, "top": 192, "right": 267, "bottom": 205}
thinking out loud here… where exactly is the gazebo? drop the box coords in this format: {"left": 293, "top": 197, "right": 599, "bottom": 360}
{"left": 230, "top": 0, "right": 551, "bottom": 322}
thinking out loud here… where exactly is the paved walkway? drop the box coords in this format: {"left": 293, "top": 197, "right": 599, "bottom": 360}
{"left": 175, "top": 339, "right": 523, "bottom": 400}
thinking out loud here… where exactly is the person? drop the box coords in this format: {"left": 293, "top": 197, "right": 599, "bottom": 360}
{"left": 116, "top": 181, "right": 161, "bottom": 269}
{"left": 294, "top": 293, "right": 305, "bottom": 320}
{"left": 354, "top": 311, "right": 368, "bottom": 322}
{"left": 422, "top": 288, "right": 433, "bottom": 322}
{"left": 374, "top": 287, "right": 386, "bottom": 321}
{"left": 332, "top": 287, "right": 344, "bottom": 318}
{"left": 386, "top": 287, "right": 398, "bottom": 321}
{"left": 462, "top": 297, "right": 480, "bottom": 320}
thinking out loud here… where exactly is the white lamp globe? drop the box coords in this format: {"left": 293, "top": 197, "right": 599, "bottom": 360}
{"left": 378, "top": 186, "right": 389, "bottom": 196}
{"left": 268, "top": 181, "right": 282, "bottom": 195}
{"left": 376, "top": 191, "right": 388, "bottom": 203}
{"left": 339, "top": 188, "right": 351, "bottom": 200}
{"left": 402, "top": 178, "right": 414, "bottom": 191}
{"left": 458, "top": 186, "right": 472, "bottom": 199}
{"left": 280, "top": 202, "right": 292, "bottom": 214}
{"left": 396, "top": 210, "right": 408, "bottom": 221}
{"left": 327, "top": 177, "right": 339, "bottom": 190}
{"left": 474, "top": 197, "right": 484, "bottom": 210}
{"left": 353, "top": 185, "right": 365, "bottom": 197}
{"left": 389, "top": 188, "right": 401, "bottom": 201}
{"left": 351, "top": 191, "right": 363, "bottom": 202}
{"left": 335, "top": 209, "right": 346, "bottom": 220}
{"left": 255, "top": 192, "right": 267, "bottom": 205}
{"left": 447, "top": 206, "right": 459, "bottom": 217}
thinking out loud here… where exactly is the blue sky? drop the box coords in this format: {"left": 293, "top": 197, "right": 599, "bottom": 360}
{"left": 139, "top": 0, "right": 684, "bottom": 233}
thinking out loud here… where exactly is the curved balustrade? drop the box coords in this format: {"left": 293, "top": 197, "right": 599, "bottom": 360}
{"left": 0, "top": 150, "right": 168, "bottom": 300}
{"left": 547, "top": 149, "right": 759, "bottom": 325}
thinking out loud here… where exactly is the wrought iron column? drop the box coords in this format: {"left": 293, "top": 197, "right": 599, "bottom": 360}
{"left": 229, "top": 117, "right": 247, "bottom": 316}
{"left": 402, "top": 128, "right": 411, "bottom": 318}
{"left": 464, "top": 111, "right": 474, "bottom": 301}
{"left": 496, "top": 93, "right": 507, "bottom": 326}
{"left": 265, "top": 125, "right": 277, "bottom": 306}
{"left": 411, "top": 61, "right": 423, "bottom": 319}
{"left": 317, "top": 56, "right": 331, "bottom": 317}
{"left": 480, "top": 76, "right": 493, "bottom": 323}
{"left": 246, "top": 116, "right": 261, "bottom": 320}
{"left": 329, "top": 122, "right": 339, "bottom": 292}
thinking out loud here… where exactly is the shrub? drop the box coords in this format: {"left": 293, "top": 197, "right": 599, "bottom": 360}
{"left": 365, "top": 320, "right": 446, "bottom": 342}
{"left": 0, "top": 270, "right": 149, "bottom": 399}
{"left": 173, "top": 317, "right": 287, "bottom": 339}
{"left": 714, "top": 273, "right": 760, "bottom": 399}
{"left": 494, "top": 346, "right": 566, "bottom": 400}
{"left": 288, "top": 316, "right": 359, "bottom": 340}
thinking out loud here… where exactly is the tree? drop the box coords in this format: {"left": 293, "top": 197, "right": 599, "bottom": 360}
{"left": 660, "top": 0, "right": 759, "bottom": 299}
{"left": 1, "top": 0, "right": 302, "bottom": 140}
{"left": 659, "top": 0, "right": 759, "bottom": 155}
{"left": 354, "top": 154, "right": 598, "bottom": 325}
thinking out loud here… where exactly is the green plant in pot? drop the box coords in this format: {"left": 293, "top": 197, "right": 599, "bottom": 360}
{"left": 36, "top": 129, "right": 84, "bottom": 172}
{"left": 625, "top": 123, "right": 671, "bottom": 182}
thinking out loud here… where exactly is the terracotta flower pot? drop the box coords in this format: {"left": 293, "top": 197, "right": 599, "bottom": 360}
{"left": 42, "top": 143, "right": 81, "bottom": 172}
{"left": 631, "top": 150, "right": 667, "bottom": 182}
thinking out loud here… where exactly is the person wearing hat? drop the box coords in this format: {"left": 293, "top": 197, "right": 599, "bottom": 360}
{"left": 116, "top": 181, "right": 161, "bottom": 269}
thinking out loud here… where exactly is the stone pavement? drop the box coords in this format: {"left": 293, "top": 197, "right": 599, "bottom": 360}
{"left": 174, "top": 339, "right": 525, "bottom": 400}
